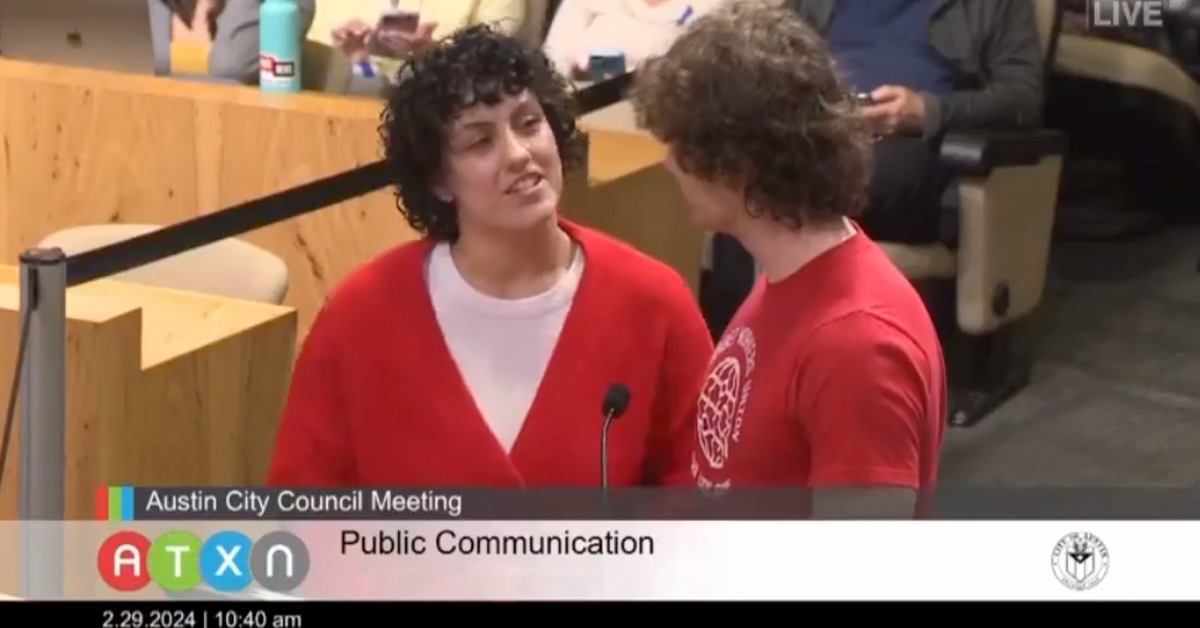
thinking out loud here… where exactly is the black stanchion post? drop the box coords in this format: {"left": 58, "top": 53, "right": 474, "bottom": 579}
{"left": 18, "top": 248, "right": 67, "bottom": 600}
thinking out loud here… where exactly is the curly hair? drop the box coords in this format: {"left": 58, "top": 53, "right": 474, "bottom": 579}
{"left": 380, "top": 24, "right": 587, "bottom": 242}
{"left": 631, "top": 1, "right": 873, "bottom": 228}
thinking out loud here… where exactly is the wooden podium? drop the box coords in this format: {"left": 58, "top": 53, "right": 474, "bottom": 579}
{"left": 0, "top": 266, "right": 296, "bottom": 598}
{"left": 0, "top": 266, "right": 296, "bottom": 523}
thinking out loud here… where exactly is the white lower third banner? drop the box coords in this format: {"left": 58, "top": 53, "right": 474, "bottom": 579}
{"left": 5, "top": 521, "right": 1198, "bottom": 600}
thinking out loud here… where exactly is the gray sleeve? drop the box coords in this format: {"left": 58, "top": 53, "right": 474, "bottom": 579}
{"left": 922, "top": 0, "right": 1044, "bottom": 138}
{"left": 148, "top": 0, "right": 172, "bottom": 75}
{"left": 208, "top": 0, "right": 317, "bottom": 84}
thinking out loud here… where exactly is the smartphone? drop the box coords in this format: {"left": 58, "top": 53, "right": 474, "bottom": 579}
{"left": 379, "top": 10, "right": 420, "bottom": 32}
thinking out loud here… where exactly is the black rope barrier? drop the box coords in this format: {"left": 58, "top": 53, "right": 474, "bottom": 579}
{"left": 64, "top": 161, "right": 392, "bottom": 287}
{"left": 61, "top": 73, "right": 635, "bottom": 287}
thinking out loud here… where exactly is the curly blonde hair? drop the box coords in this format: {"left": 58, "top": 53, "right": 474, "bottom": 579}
{"left": 631, "top": 1, "right": 874, "bottom": 228}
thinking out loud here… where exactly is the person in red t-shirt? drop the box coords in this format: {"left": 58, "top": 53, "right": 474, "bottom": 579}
{"left": 631, "top": 2, "right": 947, "bottom": 518}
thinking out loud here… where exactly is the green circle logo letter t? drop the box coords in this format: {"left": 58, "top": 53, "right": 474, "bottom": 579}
{"left": 148, "top": 531, "right": 203, "bottom": 591}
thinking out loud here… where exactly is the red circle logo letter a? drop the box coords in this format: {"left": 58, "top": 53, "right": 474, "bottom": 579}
{"left": 98, "top": 531, "right": 151, "bottom": 591}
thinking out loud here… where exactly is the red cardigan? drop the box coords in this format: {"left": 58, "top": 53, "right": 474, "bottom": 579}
{"left": 266, "top": 221, "right": 713, "bottom": 488}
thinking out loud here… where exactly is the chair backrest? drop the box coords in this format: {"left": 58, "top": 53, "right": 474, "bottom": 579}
{"left": 301, "top": 39, "right": 343, "bottom": 93}
{"left": 38, "top": 224, "right": 291, "bottom": 305}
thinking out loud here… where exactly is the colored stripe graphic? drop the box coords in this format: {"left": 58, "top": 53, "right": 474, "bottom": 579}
{"left": 95, "top": 486, "right": 135, "bottom": 521}
{"left": 94, "top": 486, "right": 108, "bottom": 520}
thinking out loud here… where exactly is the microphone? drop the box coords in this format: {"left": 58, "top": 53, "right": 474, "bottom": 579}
{"left": 600, "top": 383, "right": 631, "bottom": 494}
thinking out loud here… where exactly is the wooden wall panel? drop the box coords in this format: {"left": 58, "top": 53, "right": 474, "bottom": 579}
{"left": 0, "top": 60, "right": 702, "bottom": 348}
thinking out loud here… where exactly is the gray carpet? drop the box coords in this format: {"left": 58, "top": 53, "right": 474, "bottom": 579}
{"left": 941, "top": 226, "right": 1200, "bottom": 487}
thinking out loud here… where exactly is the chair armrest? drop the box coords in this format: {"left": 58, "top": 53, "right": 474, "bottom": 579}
{"left": 946, "top": 129, "right": 1065, "bottom": 334}
{"left": 939, "top": 129, "right": 1067, "bottom": 175}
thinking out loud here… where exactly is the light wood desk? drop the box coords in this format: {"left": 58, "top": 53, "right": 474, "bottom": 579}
{"left": 0, "top": 60, "right": 700, "bottom": 346}
{"left": 0, "top": 59, "right": 410, "bottom": 346}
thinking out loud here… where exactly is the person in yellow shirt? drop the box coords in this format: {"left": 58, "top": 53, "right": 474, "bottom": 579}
{"left": 153, "top": 0, "right": 316, "bottom": 84}
{"left": 309, "top": 0, "right": 527, "bottom": 94}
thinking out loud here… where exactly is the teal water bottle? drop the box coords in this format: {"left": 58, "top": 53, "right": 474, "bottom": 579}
{"left": 259, "top": 0, "right": 302, "bottom": 92}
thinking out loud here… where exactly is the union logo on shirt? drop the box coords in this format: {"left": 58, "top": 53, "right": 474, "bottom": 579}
{"left": 694, "top": 325, "right": 756, "bottom": 492}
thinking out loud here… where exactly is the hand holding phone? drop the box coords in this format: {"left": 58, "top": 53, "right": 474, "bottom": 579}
{"left": 331, "top": 19, "right": 373, "bottom": 62}
{"left": 370, "top": 13, "right": 438, "bottom": 58}
{"left": 378, "top": 10, "right": 420, "bottom": 33}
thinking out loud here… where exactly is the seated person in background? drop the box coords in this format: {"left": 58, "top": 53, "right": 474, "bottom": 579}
{"left": 633, "top": 2, "right": 946, "bottom": 518}
{"left": 315, "top": 0, "right": 527, "bottom": 93}
{"left": 543, "top": 0, "right": 724, "bottom": 80}
{"left": 267, "top": 24, "right": 713, "bottom": 488}
{"left": 151, "top": 0, "right": 316, "bottom": 84}
{"left": 787, "top": 0, "right": 1043, "bottom": 244}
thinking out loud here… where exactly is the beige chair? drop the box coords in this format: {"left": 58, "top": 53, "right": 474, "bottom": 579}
{"left": 37, "top": 224, "right": 290, "bottom": 304}
{"left": 1048, "top": 2, "right": 1200, "bottom": 215}
{"left": 1056, "top": 19, "right": 1200, "bottom": 118}
{"left": 876, "top": 0, "right": 1067, "bottom": 427}
{"left": 301, "top": 39, "right": 343, "bottom": 94}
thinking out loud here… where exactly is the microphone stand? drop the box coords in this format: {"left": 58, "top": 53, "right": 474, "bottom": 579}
{"left": 597, "top": 384, "right": 628, "bottom": 600}
{"left": 599, "top": 406, "right": 618, "bottom": 601}
{"left": 600, "top": 408, "right": 617, "bottom": 506}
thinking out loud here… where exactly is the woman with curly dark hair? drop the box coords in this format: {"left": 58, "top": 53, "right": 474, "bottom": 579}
{"left": 632, "top": 1, "right": 945, "bottom": 517}
{"left": 267, "top": 23, "right": 712, "bottom": 488}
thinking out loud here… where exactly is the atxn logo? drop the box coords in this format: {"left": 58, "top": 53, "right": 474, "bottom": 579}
{"left": 98, "top": 530, "right": 310, "bottom": 593}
